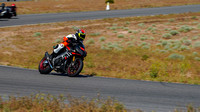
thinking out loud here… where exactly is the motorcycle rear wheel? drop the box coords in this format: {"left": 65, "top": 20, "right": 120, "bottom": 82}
{"left": 67, "top": 58, "right": 83, "bottom": 77}
{"left": 38, "top": 57, "right": 52, "bottom": 74}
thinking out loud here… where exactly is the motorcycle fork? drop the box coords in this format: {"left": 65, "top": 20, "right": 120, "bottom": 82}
{"left": 72, "top": 56, "right": 75, "bottom": 66}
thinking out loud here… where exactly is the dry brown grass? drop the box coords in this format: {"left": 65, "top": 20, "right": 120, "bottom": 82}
{"left": 1, "top": 12, "right": 200, "bottom": 84}
{"left": 2, "top": 0, "right": 200, "bottom": 14}
{"left": 0, "top": 94, "right": 199, "bottom": 112}
{"left": 0, "top": 93, "right": 126, "bottom": 112}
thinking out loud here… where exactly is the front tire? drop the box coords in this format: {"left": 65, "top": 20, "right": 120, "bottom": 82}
{"left": 38, "top": 57, "right": 52, "bottom": 74}
{"left": 67, "top": 58, "right": 83, "bottom": 77}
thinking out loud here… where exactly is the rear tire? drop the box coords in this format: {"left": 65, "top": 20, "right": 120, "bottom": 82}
{"left": 38, "top": 57, "right": 52, "bottom": 74}
{"left": 67, "top": 58, "right": 83, "bottom": 77}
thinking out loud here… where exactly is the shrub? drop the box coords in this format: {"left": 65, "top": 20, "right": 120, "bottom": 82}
{"left": 126, "top": 43, "right": 134, "bottom": 47}
{"left": 193, "top": 52, "right": 198, "bottom": 56}
{"left": 109, "top": 42, "right": 122, "bottom": 50}
{"left": 109, "top": 26, "right": 117, "bottom": 30}
{"left": 113, "top": 31, "right": 118, "bottom": 33}
{"left": 164, "top": 44, "right": 171, "bottom": 50}
{"left": 172, "top": 40, "right": 182, "bottom": 47}
{"left": 99, "top": 37, "right": 106, "bottom": 42}
{"left": 193, "top": 41, "right": 200, "bottom": 48}
{"left": 147, "top": 27, "right": 157, "bottom": 32}
{"left": 142, "top": 45, "right": 150, "bottom": 49}
{"left": 194, "top": 57, "right": 200, "bottom": 61}
{"left": 147, "top": 27, "right": 153, "bottom": 31}
{"left": 125, "top": 21, "right": 130, "bottom": 25}
{"left": 168, "top": 53, "right": 185, "bottom": 60}
{"left": 170, "top": 30, "right": 179, "bottom": 36}
{"left": 137, "top": 23, "right": 145, "bottom": 27}
{"left": 101, "top": 45, "right": 110, "bottom": 50}
{"left": 169, "top": 19, "right": 175, "bottom": 22}
{"left": 33, "top": 32, "right": 42, "bottom": 37}
{"left": 130, "top": 35, "right": 135, "bottom": 39}
{"left": 182, "top": 36, "right": 188, "bottom": 40}
{"left": 140, "top": 36, "right": 148, "bottom": 41}
{"left": 179, "top": 25, "right": 193, "bottom": 32}
{"left": 179, "top": 45, "right": 189, "bottom": 51}
{"left": 102, "top": 42, "right": 122, "bottom": 51}
{"left": 161, "top": 40, "right": 168, "bottom": 46}
{"left": 172, "top": 45, "right": 180, "bottom": 50}
{"left": 141, "top": 55, "right": 149, "bottom": 61}
{"left": 123, "top": 27, "right": 129, "bottom": 30}
{"left": 156, "top": 43, "right": 162, "bottom": 47}
{"left": 191, "top": 16, "right": 197, "bottom": 19}
{"left": 192, "top": 36, "right": 199, "bottom": 40}
{"left": 133, "top": 30, "right": 139, "bottom": 34}
{"left": 139, "top": 42, "right": 151, "bottom": 49}
{"left": 117, "top": 34, "right": 124, "bottom": 38}
{"left": 162, "top": 33, "right": 172, "bottom": 39}
{"left": 159, "top": 50, "right": 168, "bottom": 53}
{"left": 197, "top": 24, "right": 200, "bottom": 29}
{"left": 150, "top": 36, "right": 155, "bottom": 40}
{"left": 152, "top": 24, "right": 156, "bottom": 27}
{"left": 128, "top": 30, "right": 132, "bottom": 33}
{"left": 183, "top": 40, "right": 192, "bottom": 46}
{"left": 165, "top": 28, "right": 171, "bottom": 31}
{"left": 149, "top": 64, "right": 159, "bottom": 78}
{"left": 86, "top": 38, "right": 95, "bottom": 44}
{"left": 139, "top": 42, "right": 147, "bottom": 46}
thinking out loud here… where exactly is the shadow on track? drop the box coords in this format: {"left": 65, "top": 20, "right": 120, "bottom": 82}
{"left": 0, "top": 17, "right": 18, "bottom": 21}
{"left": 0, "top": 19, "right": 8, "bottom": 21}
{"left": 9, "top": 17, "right": 18, "bottom": 19}
{"left": 49, "top": 72, "right": 94, "bottom": 78}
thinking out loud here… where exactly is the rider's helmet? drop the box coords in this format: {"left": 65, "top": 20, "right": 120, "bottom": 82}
{"left": 1, "top": 3, "right": 5, "bottom": 9}
{"left": 75, "top": 29, "right": 86, "bottom": 41}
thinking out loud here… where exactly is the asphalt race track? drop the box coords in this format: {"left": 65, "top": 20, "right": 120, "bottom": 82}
{"left": 0, "top": 65, "right": 200, "bottom": 111}
{"left": 0, "top": 5, "right": 200, "bottom": 27}
{"left": 1, "top": 5, "right": 200, "bottom": 111}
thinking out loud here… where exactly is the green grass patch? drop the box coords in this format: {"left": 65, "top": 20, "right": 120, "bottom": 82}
{"left": 117, "top": 34, "right": 124, "bottom": 38}
{"left": 170, "top": 30, "right": 179, "bottom": 36}
{"left": 32, "top": 32, "right": 42, "bottom": 37}
{"left": 86, "top": 38, "right": 95, "bottom": 45}
{"left": 99, "top": 36, "right": 106, "bottom": 42}
{"left": 179, "top": 25, "right": 193, "bottom": 32}
{"left": 168, "top": 53, "right": 185, "bottom": 60}
{"left": 162, "top": 33, "right": 172, "bottom": 39}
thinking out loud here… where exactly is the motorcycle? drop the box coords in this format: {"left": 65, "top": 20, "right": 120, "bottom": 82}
{"left": 38, "top": 43, "right": 87, "bottom": 77}
{"left": 0, "top": 3, "right": 17, "bottom": 18}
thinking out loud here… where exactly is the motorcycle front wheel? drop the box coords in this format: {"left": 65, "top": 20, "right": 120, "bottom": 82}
{"left": 38, "top": 57, "right": 52, "bottom": 74}
{"left": 67, "top": 58, "right": 83, "bottom": 77}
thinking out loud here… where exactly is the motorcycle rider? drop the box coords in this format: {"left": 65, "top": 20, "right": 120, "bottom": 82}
{"left": 49, "top": 29, "right": 86, "bottom": 63}
{"left": 0, "top": 3, "right": 5, "bottom": 12}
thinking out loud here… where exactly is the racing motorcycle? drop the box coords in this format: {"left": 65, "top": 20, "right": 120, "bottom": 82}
{"left": 38, "top": 43, "right": 87, "bottom": 77}
{"left": 0, "top": 3, "right": 17, "bottom": 18}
